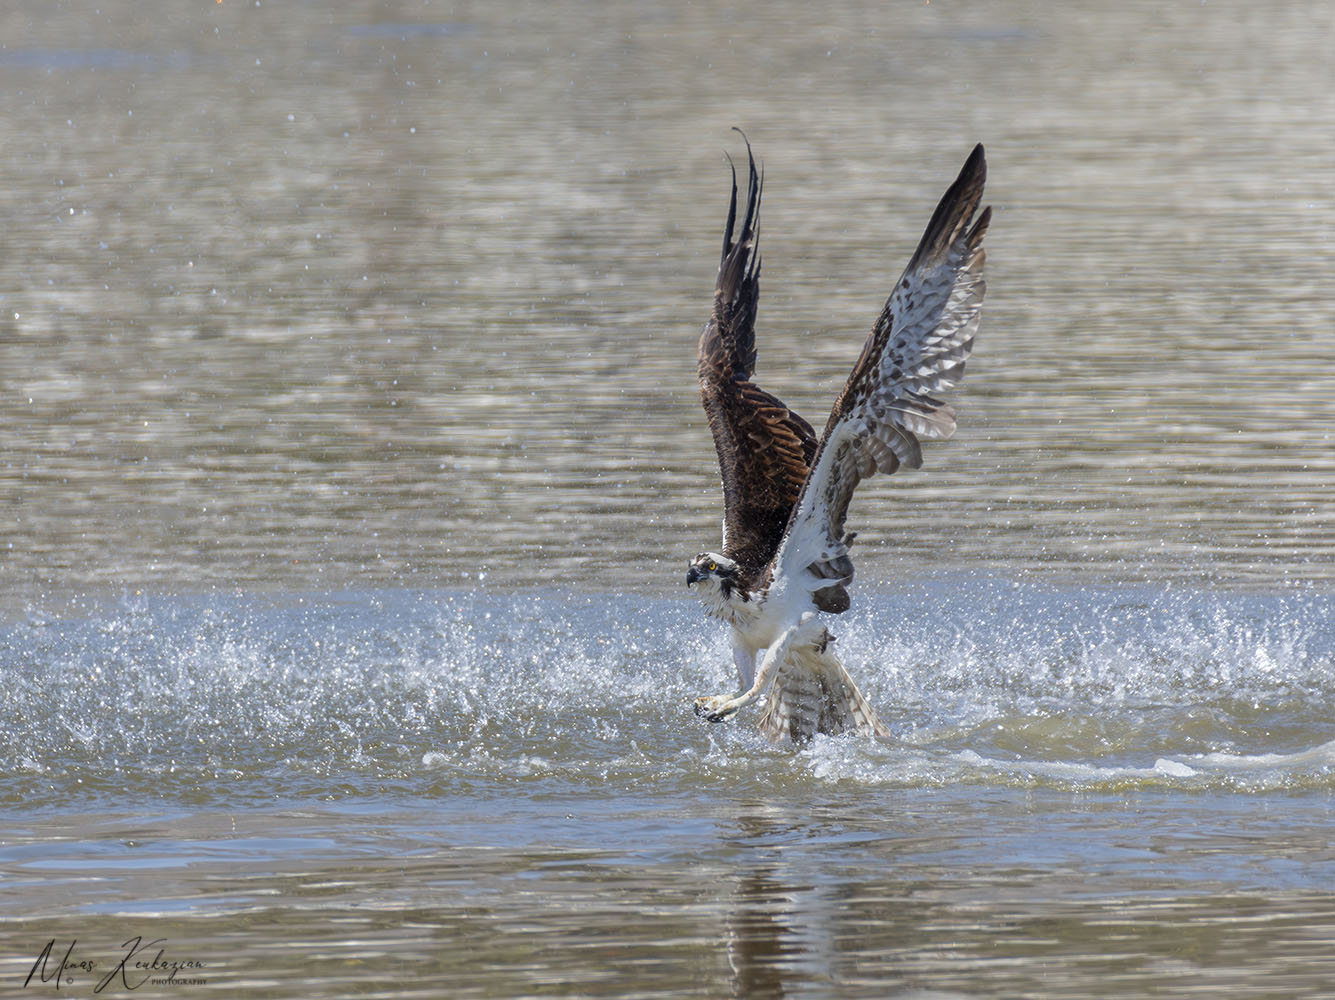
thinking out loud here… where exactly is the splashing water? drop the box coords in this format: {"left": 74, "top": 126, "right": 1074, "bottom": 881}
{"left": 3, "top": 579, "right": 1330, "bottom": 813}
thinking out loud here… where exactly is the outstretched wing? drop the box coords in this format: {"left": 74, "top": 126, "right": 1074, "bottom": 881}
{"left": 771, "top": 144, "right": 990, "bottom": 613}
{"left": 698, "top": 133, "right": 817, "bottom": 577}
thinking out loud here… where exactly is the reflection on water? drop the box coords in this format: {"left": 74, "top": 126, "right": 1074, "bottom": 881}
{"left": 717, "top": 798, "right": 1335, "bottom": 999}
{"left": 1, "top": 0, "right": 1331, "bottom": 610}
{"left": 3, "top": 794, "right": 1335, "bottom": 998}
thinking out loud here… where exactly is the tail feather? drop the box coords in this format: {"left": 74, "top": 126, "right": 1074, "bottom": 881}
{"left": 756, "top": 637, "right": 891, "bottom": 744}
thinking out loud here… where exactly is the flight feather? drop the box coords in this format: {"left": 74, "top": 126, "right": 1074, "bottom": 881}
{"left": 773, "top": 144, "right": 990, "bottom": 613}
{"left": 698, "top": 133, "right": 817, "bottom": 581}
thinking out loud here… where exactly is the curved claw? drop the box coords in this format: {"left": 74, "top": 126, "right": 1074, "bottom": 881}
{"left": 694, "top": 694, "right": 739, "bottom": 724}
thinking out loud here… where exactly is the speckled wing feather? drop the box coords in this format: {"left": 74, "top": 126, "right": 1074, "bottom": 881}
{"left": 772, "top": 144, "right": 990, "bottom": 611}
{"left": 698, "top": 135, "right": 817, "bottom": 580}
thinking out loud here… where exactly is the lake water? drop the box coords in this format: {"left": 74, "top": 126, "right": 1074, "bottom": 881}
{"left": 1, "top": 0, "right": 1332, "bottom": 996}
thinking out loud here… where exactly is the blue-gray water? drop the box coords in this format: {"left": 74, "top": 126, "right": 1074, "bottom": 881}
{"left": 2, "top": 583, "right": 1334, "bottom": 996}
{"left": 2, "top": 0, "right": 1333, "bottom": 996}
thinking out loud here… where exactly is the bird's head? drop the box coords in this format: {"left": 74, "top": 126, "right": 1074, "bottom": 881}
{"left": 686, "top": 551, "right": 740, "bottom": 591}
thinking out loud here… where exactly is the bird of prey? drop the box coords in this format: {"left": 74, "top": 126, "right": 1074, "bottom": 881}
{"left": 687, "top": 136, "right": 989, "bottom": 744}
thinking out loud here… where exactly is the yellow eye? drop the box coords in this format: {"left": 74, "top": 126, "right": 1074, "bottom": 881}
{"left": 707, "top": 561, "right": 717, "bottom": 572}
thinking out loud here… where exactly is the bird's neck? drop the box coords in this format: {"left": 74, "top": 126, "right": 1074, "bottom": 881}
{"left": 697, "top": 580, "right": 761, "bottom": 627}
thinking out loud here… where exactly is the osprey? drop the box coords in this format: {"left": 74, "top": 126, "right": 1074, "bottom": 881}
{"left": 687, "top": 136, "right": 990, "bottom": 744}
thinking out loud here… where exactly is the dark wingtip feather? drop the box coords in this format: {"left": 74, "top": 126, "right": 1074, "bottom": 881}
{"left": 894, "top": 143, "right": 987, "bottom": 280}
{"left": 735, "top": 130, "right": 761, "bottom": 272}
{"left": 718, "top": 131, "right": 762, "bottom": 276}
{"left": 968, "top": 204, "right": 992, "bottom": 250}
{"left": 710, "top": 131, "right": 765, "bottom": 376}
{"left": 965, "top": 142, "right": 986, "bottom": 180}
{"left": 731, "top": 126, "right": 753, "bottom": 159}
{"left": 721, "top": 154, "right": 739, "bottom": 266}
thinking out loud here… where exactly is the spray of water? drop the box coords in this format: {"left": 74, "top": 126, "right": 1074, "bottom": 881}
{"left": 2, "top": 580, "right": 1330, "bottom": 810}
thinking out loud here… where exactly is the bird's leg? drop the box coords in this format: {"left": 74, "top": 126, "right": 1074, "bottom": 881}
{"left": 733, "top": 643, "right": 757, "bottom": 690}
{"left": 695, "top": 628, "right": 795, "bottom": 723}
{"left": 691, "top": 643, "right": 755, "bottom": 720}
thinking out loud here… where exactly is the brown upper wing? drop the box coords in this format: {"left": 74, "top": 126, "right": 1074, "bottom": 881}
{"left": 698, "top": 134, "right": 817, "bottom": 581}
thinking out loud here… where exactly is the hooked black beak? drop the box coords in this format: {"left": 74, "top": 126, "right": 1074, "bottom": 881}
{"left": 686, "top": 565, "right": 704, "bottom": 586}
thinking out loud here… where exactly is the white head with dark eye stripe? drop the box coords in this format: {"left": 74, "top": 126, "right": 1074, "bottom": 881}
{"left": 686, "top": 551, "right": 742, "bottom": 601}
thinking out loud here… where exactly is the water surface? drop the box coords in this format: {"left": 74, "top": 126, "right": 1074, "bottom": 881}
{"left": 1, "top": 0, "right": 1330, "bottom": 603}
{"left": 1, "top": 0, "right": 1332, "bottom": 996}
